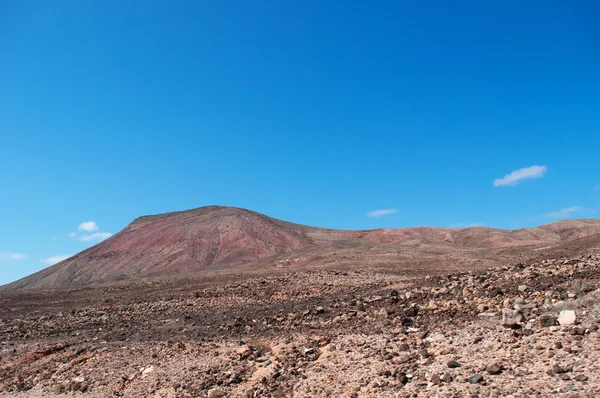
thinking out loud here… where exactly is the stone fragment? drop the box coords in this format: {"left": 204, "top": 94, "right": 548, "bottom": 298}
{"left": 397, "top": 372, "right": 409, "bottom": 385}
{"left": 538, "top": 314, "right": 556, "bottom": 327}
{"left": 141, "top": 366, "right": 155, "bottom": 376}
{"left": 550, "top": 364, "right": 570, "bottom": 375}
{"left": 558, "top": 310, "right": 576, "bottom": 326}
{"left": 447, "top": 360, "right": 461, "bottom": 369}
{"left": 429, "top": 373, "right": 441, "bottom": 385}
{"left": 502, "top": 309, "right": 523, "bottom": 329}
{"left": 440, "top": 372, "right": 453, "bottom": 383}
{"left": 486, "top": 362, "right": 503, "bottom": 375}
{"left": 570, "top": 327, "right": 585, "bottom": 336}
{"left": 467, "top": 373, "right": 484, "bottom": 384}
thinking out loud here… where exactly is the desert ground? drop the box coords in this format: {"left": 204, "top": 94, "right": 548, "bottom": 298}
{"left": 2, "top": 254, "right": 600, "bottom": 397}
{"left": 2, "top": 208, "right": 600, "bottom": 397}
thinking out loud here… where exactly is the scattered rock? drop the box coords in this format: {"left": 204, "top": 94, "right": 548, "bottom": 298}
{"left": 502, "top": 309, "right": 523, "bottom": 329}
{"left": 550, "top": 364, "right": 571, "bottom": 375}
{"left": 396, "top": 372, "right": 409, "bottom": 385}
{"left": 486, "top": 362, "right": 503, "bottom": 375}
{"left": 558, "top": 310, "right": 576, "bottom": 326}
{"left": 141, "top": 366, "right": 155, "bottom": 376}
{"left": 72, "top": 376, "right": 85, "bottom": 384}
{"left": 440, "top": 372, "right": 453, "bottom": 383}
{"left": 538, "top": 313, "right": 556, "bottom": 327}
{"left": 467, "top": 373, "right": 484, "bottom": 384}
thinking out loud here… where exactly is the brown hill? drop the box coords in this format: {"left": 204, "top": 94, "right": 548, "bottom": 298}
{"left": 3, "top": 206, "right": 600, "bottom": 291}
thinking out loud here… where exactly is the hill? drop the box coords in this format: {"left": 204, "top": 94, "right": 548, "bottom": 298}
{"left": 3, "top": 206, "right": 600, "bottom": 291}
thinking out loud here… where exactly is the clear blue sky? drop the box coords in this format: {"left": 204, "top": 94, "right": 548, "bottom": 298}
{"left": 1, "top": 1, "right": 599, "bottom": 285}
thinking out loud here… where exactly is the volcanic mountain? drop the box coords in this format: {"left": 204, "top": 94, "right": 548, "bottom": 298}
{"left": 3, "top": 206, "right": 600, "bottom": 291}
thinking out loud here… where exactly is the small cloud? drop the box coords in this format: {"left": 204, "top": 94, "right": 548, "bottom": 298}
{"left": 40, "top": 254, "right": 72, "bottom": 265}
{"left": 367, "top": 209, "right": 398, "bottom": 218}
{"left": 493, "top": 165, "right": 547, "bottom": 187}
{"left": 50, "top": 236, "right": 60, "bottom": 240}
{"left": 0, "top": 252, "right": 28, "bottom": 261}
{"left": 536, "top": 206, "right": 593, "bottom": 220}
{"left": 69, "top": 222, "right": 111, "bottom": 242}
{"left": 76, "top": 232, "right": 112, "bottom": 242}
{"left": 78, "top": 221, "right": 99, "bottom": 232}
{"left": 449, "top": 222, "right": 486, "bottom": 228}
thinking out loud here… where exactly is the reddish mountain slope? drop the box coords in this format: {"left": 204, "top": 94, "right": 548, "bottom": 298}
{"left": 4, "top": 207, "right": 315, "bottom": 290}
{"left": 3, "top": 206, "right": 600, "bottom": 291}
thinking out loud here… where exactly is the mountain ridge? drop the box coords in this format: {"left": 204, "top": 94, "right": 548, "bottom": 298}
{"left": 3, "top": 206, "right": 600, "bottom": 291}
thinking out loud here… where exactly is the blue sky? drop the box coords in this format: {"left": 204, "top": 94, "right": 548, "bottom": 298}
{"left": 1, "top": 1, "right": 599, "bottom": 285}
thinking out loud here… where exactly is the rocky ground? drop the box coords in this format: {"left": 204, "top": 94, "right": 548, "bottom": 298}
{"left": 2, "top": 252, "right": 600, "bottom": 397}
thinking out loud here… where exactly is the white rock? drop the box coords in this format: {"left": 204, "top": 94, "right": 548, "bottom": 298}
{"left": 558, "top": 310, "right": 576, "bottom": 326}
{"left": 141, "top": 366, "right": 155, "bottom": 376}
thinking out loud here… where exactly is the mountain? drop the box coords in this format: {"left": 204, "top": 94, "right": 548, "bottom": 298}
{"left": 3, "top": 206, "right": 600, "bottom": 291}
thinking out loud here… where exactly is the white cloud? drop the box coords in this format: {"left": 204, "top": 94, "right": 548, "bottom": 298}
{"left": 367, "top": 209, "right": 398, "bottom": 218}
{"left": 537, "top": 206, "right": 594, "bottom": 220}
{"left": 449, "top": 222, "right": 486, "bottom": 228}
{"left": 40, "top": 254, "right": 71, "bottom": 265}
{"left": 78, "top": 221, "right": 99, "bottom": 232}
{"left": 76, "top": 232, "right": 112, "bottom": 242}
{"left": 493, "top": 165, "right": 547, "bottom": 187}
{"left": 0, "top": 252, "right": 28, "bottom": 261}
{"left": 69, "top": 221, "right": 112, "bottom": 242}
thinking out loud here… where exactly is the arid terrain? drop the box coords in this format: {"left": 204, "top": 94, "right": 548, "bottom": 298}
{"left": 1, "top": 207, "right": 600, "bottom": 397}
{"left": 4, "top": 206, "right": 600, "bottom": 291}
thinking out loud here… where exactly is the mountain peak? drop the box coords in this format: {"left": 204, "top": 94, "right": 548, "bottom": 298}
{"left": 3, "top": 207, "right": 600, "bottom": 291}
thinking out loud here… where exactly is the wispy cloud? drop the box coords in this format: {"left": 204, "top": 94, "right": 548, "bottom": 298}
{"left": 40, "top": 254, "right": 72, "bottom": 265}
{"left": 0, "top": 252, "right": 28, "bottom": 261}
{"left": 536, "top": 206, "right": 594, "bottom": 220}
{"left": 449, "top": 222, "right": 486, "bottom": 228}
{"left": 493, "top": 165, "right": 547, "bottom": 187}
{"left": 69, "top": 221, "right": 112, "bottom": 242}
{"left": 78, "top": 221, "right": 99, "bottom": 232}
{"left": 76, "top": 232, "right": 112, "bottom": 242}
{"left": 367, "top": 209, "right": 398, "bottom": 218}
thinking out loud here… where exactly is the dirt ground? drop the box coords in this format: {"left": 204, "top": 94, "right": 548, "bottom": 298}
{"left": 2, "top": 249, "right": 600, "bottom": 397}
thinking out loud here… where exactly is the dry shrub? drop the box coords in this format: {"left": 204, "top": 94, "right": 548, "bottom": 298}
{"left": 247, "top": 339, "right": 271, "bottom": 357}
{"left": 52, "top": 383, "right": 66, "bottom": 394}
{"left": 207, "top": 388, "right": 227, "bottom": 398}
